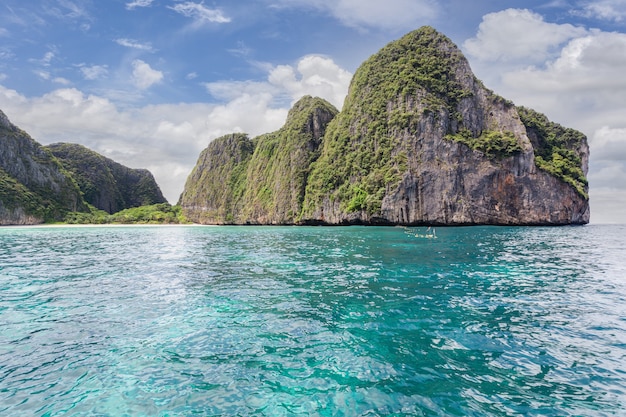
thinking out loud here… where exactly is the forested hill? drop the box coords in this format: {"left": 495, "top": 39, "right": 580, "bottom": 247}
{"left": 0, "top": 110, "right": 167, "bottom": 224}
{"left": 46, "top": 142, "right": 166, "bottom": 214}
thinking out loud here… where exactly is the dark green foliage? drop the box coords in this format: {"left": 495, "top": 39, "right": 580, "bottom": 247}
{"left": 46, "top": 143, "right": 167, "bottom": 213}
{"left": 446, "top": 129, "right": 522, "bottom": 158}
{"left": 517, "top": 107, "right": 588, "bottom": 198}
{"left": 65, "top": 203, "right": 187, "bottom": 224}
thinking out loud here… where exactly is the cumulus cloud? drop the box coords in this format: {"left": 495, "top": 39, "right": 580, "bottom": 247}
{"left": 499, "top": 31, "right": 626, "bottom": 126}
{"left": 168, "top": 2, "right": 231, "bottom": 25}
{"left": 268, "top": 0, "right": 438, "bottom": 31}
{"left": 268, "top": 55, "right": 352, "bottom": 109}
{"left": 126, "top": 0, "right": 154, "bottom": 10}
{"left": 464, "top": 9, "right": 587, "bottom": 63}
{"left": 131, "top": 59, "right": 163, "bottom": 89}
{"left": 205, "top": 55, "right": 351, "bottom": 109}
{"left": 115, "top": 38, "right": 155, "bottom": 52}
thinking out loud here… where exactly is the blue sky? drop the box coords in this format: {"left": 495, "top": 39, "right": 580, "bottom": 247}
{"left": 1, "top": 0, "right": 625, "bottom": 223}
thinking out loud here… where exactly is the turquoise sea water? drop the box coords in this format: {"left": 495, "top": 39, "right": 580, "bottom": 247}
{"left": 0, "top": 225, "right": 625, "bottom": 416}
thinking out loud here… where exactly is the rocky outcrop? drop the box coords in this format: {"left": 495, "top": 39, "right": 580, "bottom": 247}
{"left": 300, "top": 26, "right": 588, "bottom": 225}
{"left": 179, "top": 133, "right": 255, "bottom": 224}
{"left": 0, "top": 110, "right": 86, "bottom": 224}
{"left": 46, "top": 143, "right": 166, "bottom": 214}
{"left": 180, "top": 96, "right": 338, "bottom": 224}
{"left": 180, "top": 27, "right": 589, "bottom": 226}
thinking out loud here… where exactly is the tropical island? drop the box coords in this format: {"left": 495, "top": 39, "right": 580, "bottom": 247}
{"left": 0, "top": 27, "right": 589, "bottom": 226}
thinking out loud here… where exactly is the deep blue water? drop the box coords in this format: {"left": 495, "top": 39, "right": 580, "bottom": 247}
{"left": 0, "top": 225, "right": 625, "bottom": 416}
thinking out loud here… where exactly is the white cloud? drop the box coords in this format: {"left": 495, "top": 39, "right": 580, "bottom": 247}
{"left": 30, "top": 51, "right": 56, "bottom": 67}
{"left": 53, "top": 77, "right": 71, "bottom": 85}
{"left": 79, "top": 64, "right": 109, "bottom": 80}
{"left": 126, "top": 0, "right": 155, "bottom": 10}
{"left": 269, "top": 0, "right": 438, "bottom": 31}
{"left": 131, "top": 59, "right": 163, "bottom": 89}
{"left": 0, "top": 54, "right": 351, "bottom": 203}
{"left": 0, "top": 28, "right": 9, "bottom": 37}
{"left": 592, "top": 127, "right": 626, "bottom": 162}
{"left": 464, "top": 9, "right": 587, "bottom": 63}
{"left": 204, "top": 55, "right": 351, "bottom": 109}
{"left": 115, "top": 38, "right": 155, "bottom": 52}
{"left": 34, "top": 70, "right": 51, "bottom": 80}
{"left": 0, "top": 84, "right": 211, "bottom": 203}
{"left": 268, "top": 55, "right": 352, "bottom": 109}
{"left": 574, "top": 0, "right": 626, "bottom": 22}
{"left": 168, "top": 2, "right": 231, "bottom": 25}
{"left": 54, "top": 0, "right": 90, "bottom": 20}
{"left": 498, "top": 31, "right": 626, "bottom": 126}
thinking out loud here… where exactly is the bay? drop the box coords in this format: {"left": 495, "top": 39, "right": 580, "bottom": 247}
{"left": 0, "top": 225, "right": 625, "bottom": 416}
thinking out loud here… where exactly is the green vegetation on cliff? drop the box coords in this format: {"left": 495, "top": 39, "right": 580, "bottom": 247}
{"left": 182, "top": 26, "right": 589, "bottom": 225}
{"left": 65, "top": 203, "right": 186, "bottom": 224}
{"left": 517, "top": 107, "right": 588, "bottom": 198}
{"left": 1, "top": 112, "right": 86, "bottom": 223}
{"left": 445, "top": 129, "right": 522, "bottom": 159}
{"left": 180, "top": 97, "right": 338, "bottom": 224}
{"left": 303, "top": 26, "right": 470, "bottom": 216}
{"left": 1, "top": 109, "right": 172, "bottom": 225}
{"left": 241, "top": 96, "right": 338, "bottom": 222}
{"left": 179, "top": 133, "right": 255, "bottom": 223}
{"left": 0, "top": 167, "right": 48, "bottom": 219}
{"left": 46, "top": 143, "right": 167, "bottom": 213}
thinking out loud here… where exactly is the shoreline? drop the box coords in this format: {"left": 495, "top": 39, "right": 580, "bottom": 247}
{"left": 0, "top": 223, "right": 211, "bottom": 229}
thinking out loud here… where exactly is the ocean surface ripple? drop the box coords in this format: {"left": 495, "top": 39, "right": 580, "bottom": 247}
{"left": 1, "top": 225, "right": 625, "bottom": 416}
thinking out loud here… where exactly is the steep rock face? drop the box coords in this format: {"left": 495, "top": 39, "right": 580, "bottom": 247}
{"left": 46, "top": 143, "right": 166, "bottom": 214}
{"left": 179, "top": 133, "right": 255, "bottom": 224}
{"left": 239, "top": 97, "right": 338, "bottom": 224}
{"left": 180, "top": 96, "right": 338, "bottom": 224}
{"left": 301, "top": 26, "right": 589, "bottom": 225}
{"left": 0, "top": 110, "right": 86, "bottom": 224}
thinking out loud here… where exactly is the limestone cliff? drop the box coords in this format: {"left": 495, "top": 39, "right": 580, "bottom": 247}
{"left": 46, "top": 143, "right": 166, "bottom": 214}
{"left": 180, "top": 27, "right": 589, "bottom": 226}
{"left": 301, "top": 26, "right": 589, "bottom": 225}
{"left": 0, "top": 110, "right": 86, "bottom": 224}
{"left": 180, "top": 96, "right": 338, "bottom": 224}
{"left": 179, "top": 133, "right": 255, "bottom": 223}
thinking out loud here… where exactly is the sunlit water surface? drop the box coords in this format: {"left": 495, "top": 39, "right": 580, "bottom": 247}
{"left": 1, "top": 225, "right": 625, "bottom": 416}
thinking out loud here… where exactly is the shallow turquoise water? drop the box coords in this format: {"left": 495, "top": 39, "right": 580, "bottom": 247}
{"left": 0, "top": 225, "right": 625, "bottom": 416}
